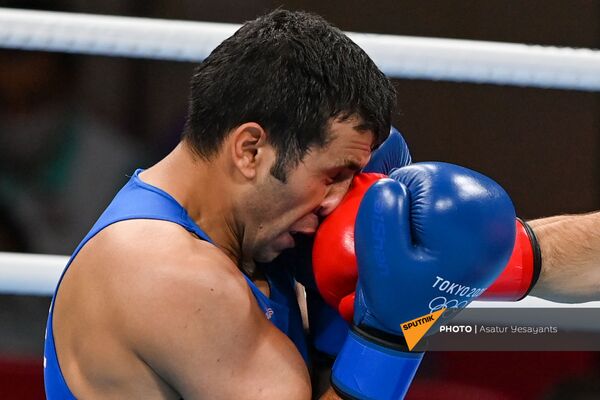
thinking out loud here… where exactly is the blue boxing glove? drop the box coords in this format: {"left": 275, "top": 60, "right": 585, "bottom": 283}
{"left": 306, "top": 127, "right": 412, "bottom": 356}
{"left": 362, "top": 126, "right": 412, "bottom": 175}
{"left": 322, "top": 162, "right": 516, "bottom": 399}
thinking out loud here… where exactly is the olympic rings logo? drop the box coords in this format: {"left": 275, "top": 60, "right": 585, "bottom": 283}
{"left": 428, "top": 296, "right": 469, "bottom": 320}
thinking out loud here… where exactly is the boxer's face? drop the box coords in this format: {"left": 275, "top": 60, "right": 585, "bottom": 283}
{"left": 248, "top": 116, "right": 374, "bottom": 262}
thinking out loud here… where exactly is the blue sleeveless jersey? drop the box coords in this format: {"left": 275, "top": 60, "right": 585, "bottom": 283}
{"left": 44, "top": 169, "right": 308, "bottom": 399}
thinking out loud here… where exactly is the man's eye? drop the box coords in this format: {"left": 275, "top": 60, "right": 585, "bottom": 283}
{"left": 327, "top": 170, "right": 352, "bottom": 185}
{"left": 324, "top": 175, "right": 337, "bottom": 185}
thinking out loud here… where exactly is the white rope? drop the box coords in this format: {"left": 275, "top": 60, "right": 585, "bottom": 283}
{"left": 0, "top": 252, "right": 67, "bottom": 296}
{"left": 2, "top": 251, "right": 600, "bottom": 312}
{"left": 1, "top": 8, "right": 600, "bottom": 91}
{"left": 0, "top": 8, "right": 238, "bottom": 62}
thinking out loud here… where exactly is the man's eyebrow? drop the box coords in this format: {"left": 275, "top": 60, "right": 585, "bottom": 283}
{"left": 352, "top": 122, "right": 379, "bottom": 149}
{"left": 331, "top": 158, "right": 363, "bottom": 171}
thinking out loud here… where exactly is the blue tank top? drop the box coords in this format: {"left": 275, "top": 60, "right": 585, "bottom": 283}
{"left": 44, "top": 169, "right": 308, "bottom": 399}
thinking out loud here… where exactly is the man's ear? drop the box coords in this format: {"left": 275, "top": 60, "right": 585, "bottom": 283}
{"left": 230, "top": 122, "right": 270, "bottom": 180}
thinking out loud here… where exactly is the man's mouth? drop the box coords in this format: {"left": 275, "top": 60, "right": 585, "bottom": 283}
{"left": 288, "top": 213, "right": 319, "bottom": 237}
{"left": 289, "top": 228, "right": 316, "bottom": 236}
{"left": 274, "top": 231, "right": 296, "bottom": 251}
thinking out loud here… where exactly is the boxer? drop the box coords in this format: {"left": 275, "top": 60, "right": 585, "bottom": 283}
{"left": 44, "top": 10, "right": 396, "bottom": 399}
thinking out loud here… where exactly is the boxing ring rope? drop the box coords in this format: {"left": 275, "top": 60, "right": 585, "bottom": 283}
{"left": 0, "top": 252, "right": 68, "bottom": 296}
{"left": 2, "top": 251, "right": 600, "bottom": 312}
{"left": 2, "top": 7, "right": 600, "bottom": 91}
{"left": 0, "top": 8, "right": 599, "bottom": 310}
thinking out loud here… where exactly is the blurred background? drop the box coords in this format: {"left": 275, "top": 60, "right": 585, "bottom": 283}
{"left": 0, "top": 0, "right": 598, "bottom": 398}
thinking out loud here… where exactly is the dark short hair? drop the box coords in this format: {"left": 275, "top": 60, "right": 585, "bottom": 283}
{"left": 182, "top": 9, "right": 395, "bottom": 181}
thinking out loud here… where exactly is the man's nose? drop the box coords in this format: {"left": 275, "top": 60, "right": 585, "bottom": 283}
{"left": 318, "top": 180, "right": 352, "bottom": 218}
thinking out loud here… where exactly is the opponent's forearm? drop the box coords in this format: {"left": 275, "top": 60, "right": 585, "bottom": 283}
{"left": 529, "top": 211, "right": 600, "bottom": 302}
{"left": 527, "top": 214, "right": 573, "bottom": 228}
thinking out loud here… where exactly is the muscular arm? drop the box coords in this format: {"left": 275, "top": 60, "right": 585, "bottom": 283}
{"left": 528, "top": 211, "right": 600, "bottom": 302}
{"left": 127, "top": 240, "right": 312, "bottom": 399}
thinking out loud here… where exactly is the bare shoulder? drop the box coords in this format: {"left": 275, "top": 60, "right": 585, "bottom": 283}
{"left": 85, "top": 218, "right": 250, "bottom": 318}
{"left": 83, "top": 219, "right": 310, "bottom": 399}
{"left": 86, "top": 219, "right": 239, "bottom": 279}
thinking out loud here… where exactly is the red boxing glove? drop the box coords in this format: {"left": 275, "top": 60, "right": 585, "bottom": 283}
{"left": 479, "top": 218, "right": 542, "bottom": 301}
{"left": 312, "top": 172, "right": 384, "bottom": 322}
{"left": 314, "top": 177, "right": 542, "bottom": 324}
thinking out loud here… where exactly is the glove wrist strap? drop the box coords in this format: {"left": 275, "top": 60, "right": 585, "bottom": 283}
{"left": 516, "top": 218, "right": 542, "bottom": 300}
{"left": 331, "top": 328, "right": 423, "bottom": 400}
{"left": 354, "top": 324, "right": 414, "bottom": 352}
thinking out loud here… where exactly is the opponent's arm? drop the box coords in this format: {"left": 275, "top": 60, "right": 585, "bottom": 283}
{"left": 126, "top": 242, "right": 311, "bottom": 400}
{"left": 527, "top": 214, "right": 573, "bottom": 228}
{"left": 481, "top": 211, "right": 600, "bottom": 303}
{"left": 529, "top": 211, "right": 600, "bottom": 303}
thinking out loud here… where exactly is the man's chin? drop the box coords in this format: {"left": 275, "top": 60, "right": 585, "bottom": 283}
{"left": 254, "top": 252, "right": 279, "bottom": 264}
{"left": 255, "top": 242, "right": 296, "bottom": 264}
